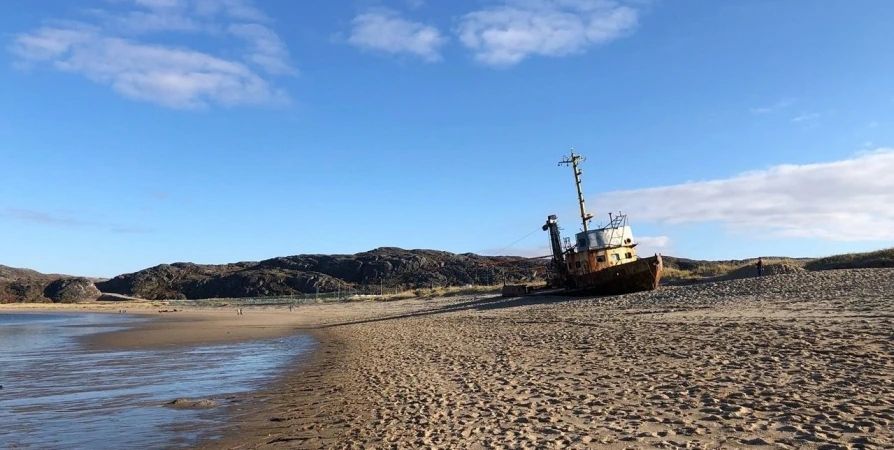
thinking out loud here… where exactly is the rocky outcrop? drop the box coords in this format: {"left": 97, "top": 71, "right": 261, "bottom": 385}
{"left": 43, "top": 277, "right": 102, "bottom": 303}
{"left": 0, "top": 265, "right": 102, "bottom": 303}
{"left": 95, "top": 247, "right": 549, "bottom": 300}
{"left": 1, "top": 264, "right": 54, "bottom": 303}
{"left": 0, "top": 279, "right": 48, "bottom": 303}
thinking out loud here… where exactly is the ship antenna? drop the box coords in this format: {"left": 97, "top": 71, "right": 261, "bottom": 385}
{"left": 559, "top": 148, "right": 594, "bottom": 233}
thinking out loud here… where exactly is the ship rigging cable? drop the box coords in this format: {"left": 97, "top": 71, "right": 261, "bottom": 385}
{"left": 487, "top": 228, "right": 543, "bottom": 257}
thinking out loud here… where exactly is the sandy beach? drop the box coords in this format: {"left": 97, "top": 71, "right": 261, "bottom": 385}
{"left": 186, "top": 268, "right": 893, "bottom": 449}
{"left": 6, "top": 268, "right": 893, "bottom": 449}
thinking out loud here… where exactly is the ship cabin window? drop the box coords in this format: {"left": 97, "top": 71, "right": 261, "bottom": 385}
{"left": 625, "top": 252, "right": 633, "bottom": 259}
{"left": 575, "top": 261, "right": 582, "bottom": 268}
{"left": 596, "top": 256, "right": 605, "bottom": 263}
{"left": 567, "top": 262, "right": 573, "bottom": 270}
{"left": 611, "top": 254, "right": 621, "bottom": 262}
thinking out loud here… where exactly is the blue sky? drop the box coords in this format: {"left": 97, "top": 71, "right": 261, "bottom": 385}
{"left": 1, "top": 0, "right": 893, "bottom": 277}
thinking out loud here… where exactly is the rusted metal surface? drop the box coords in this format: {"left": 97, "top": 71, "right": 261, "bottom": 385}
{"left": 532, "top": 149, "right": 664, "bottom": 298}
{"left": 562, "top": 254, "right": 663, "bottom": 296}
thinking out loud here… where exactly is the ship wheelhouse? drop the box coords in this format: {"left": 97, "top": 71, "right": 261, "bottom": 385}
{"left": 563, "top": 214, "right": 640, "bottom": 277}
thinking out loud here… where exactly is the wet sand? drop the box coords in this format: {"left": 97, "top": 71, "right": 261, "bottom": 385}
{"left": 0, "top": 305, "right": 317, "bottom": 351}
{"left": 0, "top": 311, "right": 314, "bottom": 450}
{"left": 85, "top": 310, "right": 315, "bottom": 351}
{"left": 6, "top": 268, "right": 894, "bottom": 449}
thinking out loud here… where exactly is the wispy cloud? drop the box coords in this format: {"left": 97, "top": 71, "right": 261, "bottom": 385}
{"left": 868, "top": 121, "right": 879, "bottom": 128}
{"left": 404, "top": 0, "right": 426, "bottom": 10}
{"left": 482, "top": 244, "right": 552, "bottom": 258}
{"left": 455, "top": 0, "right": 640, "bottom": 67}
{"left": 792, "top": 112, "right": 820, "bottom": 123}
{"left": 110, "top": 225, "right": 155, "bottom": 234}
{"left": 347, "top": 10, "right": 447, "bottom": 62}
{"left": 591, "top": 149, "right": 894, "bottom": 241}
{"left": 9, "top": 0, "right": 294, "bottom": 109}
{"left": 0, "top": 208, "right": 90, "bottom": 227}
{"left": 228, "top": 23, "right": 296, "bottom": 75}
{"left": 0, "top": 207, "right": 155, "bottom": 234}
{"left": 750, "top": 98, "right": 794, "bottom": 115}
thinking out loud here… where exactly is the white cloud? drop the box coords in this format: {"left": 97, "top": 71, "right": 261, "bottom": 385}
{"left": 486, "top": 244, "right": 553, "bottom": 258}
{"left": 455, "top": 0, "right": 639, "bottom": 67}
{"left": 348, "top": 10, "right": 447, "bottom": 62}
{"left": 750, "top": 98, "right": 794, "bottom": 115}
{"left": 8, "top": 0, "right": 294, "bottom": 109}
{"left": 636, "top": 235, "right": 669, "bottom": 247}
{"left": 591, "top": 149, "right": 894, "bottom": 241}
{"left": 489, "top": 235, "right": 669, "bottom": 258}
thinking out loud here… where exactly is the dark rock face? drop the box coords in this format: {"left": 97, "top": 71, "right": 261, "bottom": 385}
{"left": 2, "top": 248, "right": 548, "bottom": 302}
{"left": 95, "top": 247, "right": 549, "bottom": 300}
{"left": 0, "top": 265, "right": 102, "bottom": 303}
{"left": 43, "top": 277, "right": 102, "bottom": 303}
{"left": 0, "top": 279, "right": 48, "bottom": 303}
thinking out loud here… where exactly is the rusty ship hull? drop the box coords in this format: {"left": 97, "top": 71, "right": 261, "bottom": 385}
{"left": 500, "top": 149, "right": 666, "bottom": 299}
{"left": 560, "top": 254, "right": 663, "bottom": 297}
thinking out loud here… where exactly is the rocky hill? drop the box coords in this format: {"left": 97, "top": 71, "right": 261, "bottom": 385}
{"left": 0, "top": 265, "right": 102, "bottom": 304}
{"left": 94, "top": 247, "right": 549, "bottom": 300}
{"left": 4, "top": 247, "right": 892, "bottom": 303}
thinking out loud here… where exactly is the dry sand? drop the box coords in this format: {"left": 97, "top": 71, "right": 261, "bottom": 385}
{"left": 200, "top": 269, "right": 894, "bottom": 450}
{"left": 6, "top": 268, "right": 894, "bottom": 449}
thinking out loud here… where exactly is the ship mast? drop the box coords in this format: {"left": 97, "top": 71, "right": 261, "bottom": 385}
{"left": 559, "top": 149, "right": 594, "bottom": 233}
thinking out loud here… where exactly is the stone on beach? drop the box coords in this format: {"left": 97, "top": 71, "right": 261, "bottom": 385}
{"left": 168, "top": 398, "right": 218, "bottom": 409}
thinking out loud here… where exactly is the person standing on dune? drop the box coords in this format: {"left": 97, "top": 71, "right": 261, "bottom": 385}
{"left": 757, "top": 257, "right": 764, "bottom": 277}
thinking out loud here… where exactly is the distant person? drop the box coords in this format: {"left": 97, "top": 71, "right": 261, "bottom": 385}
{"left": 756, "top": 257, "right": 764, "bottom": 277}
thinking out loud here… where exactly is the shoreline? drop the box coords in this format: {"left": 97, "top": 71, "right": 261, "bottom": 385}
{"left": 1, "top": 304, "right": 319, "bottom": 351}
{"left": 5, "top": 269, "right": 894, "bottom": 449}
{"left": 1, "top": 305, "right": 320, "bottom": 450}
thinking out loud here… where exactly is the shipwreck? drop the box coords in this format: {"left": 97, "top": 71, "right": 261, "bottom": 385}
{"left": 503, "top": 149, "right": 663, "bottom": 297}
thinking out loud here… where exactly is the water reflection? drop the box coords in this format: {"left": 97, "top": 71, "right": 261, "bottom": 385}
{"left": 0, "top": 313, "right": 314, "bottom": 449}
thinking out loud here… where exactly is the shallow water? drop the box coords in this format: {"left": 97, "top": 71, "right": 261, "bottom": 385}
{"left": 0, "top": 313, "right": 315, "bottom": 449}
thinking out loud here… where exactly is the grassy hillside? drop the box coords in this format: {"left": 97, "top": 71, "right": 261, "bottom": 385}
{"left": 803, "top": 248, "right": 894, "bottom": 271}
{"left": 661, "top": 248, "right": 893, "bottom": 283}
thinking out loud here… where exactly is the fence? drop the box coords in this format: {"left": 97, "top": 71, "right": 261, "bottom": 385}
{"left": 159, "top": 284, "right": 504, "bottom": 308}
